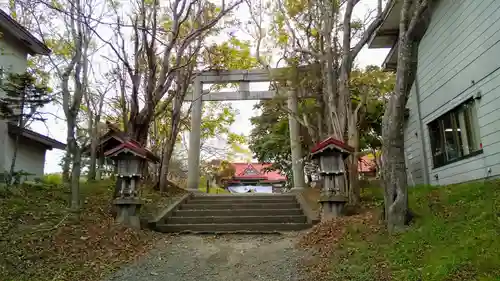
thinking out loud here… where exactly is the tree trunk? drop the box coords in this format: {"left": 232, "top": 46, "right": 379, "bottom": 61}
{"left": 131, "top": 123, "right": 149, "bottom": 145}
{"left": 372, "top": 148, "right": 381, "bottom": 178}
{"left": 8, "top": 133, "right": 21, "bottom": 185}
{"left": 159, "top": 140, "right": 175, "bottom": 192}
{"left": 316, "top": 97, "right": 326, "bottom": 139}
{"left": 70, "top": 143, "right": 82, "bottom": 211}
{"left": 381, "top": 89, "right": 409, "bottom": 233}
{"left": 381, "top": 0, "right": 413, "bottom": 233}
{"left": 87, "top": 125, "right": 98, "bottom": 181}
{"left": 67, "top": 115, "right": 80, "bottom": 211}
{"left": 96, "top": 155, "right": 104, "bottom": 180}
{"left": 62, "top": 152, "right": 71, "bottom": 184}
{"left": 347, "top": 116, "right": 360, "bottom": 206}
{"left": 158, "top": 102, "right": 183, "bottom": 191}
{"left": 8, "top": 88, "right": 27, "bottom": 185}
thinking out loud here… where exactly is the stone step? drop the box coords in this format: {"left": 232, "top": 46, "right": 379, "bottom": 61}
{"left": 167, "top": 215, "right": 307, "bottom": 224}
{"left": 156, "top": 222, "right": 312, "bottom": 233}
{"left": 188, "top": 197, "right": 297, "bottom": 204}
{"left": 192, "top": 194, "right": 296, "bottom": 199}
{"left": 180, "top": 202, "right": 299, "bottom": 210}
{"left": 173, "top": 208, "right": 303, "bottom": 217}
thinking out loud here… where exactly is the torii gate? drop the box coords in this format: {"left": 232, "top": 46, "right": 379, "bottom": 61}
{"left": 185, "top": 68, "right": 313, "bottom": 192}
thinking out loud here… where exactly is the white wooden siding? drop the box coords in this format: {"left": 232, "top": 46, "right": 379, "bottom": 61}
{"left": 404, "top": 0, "right": 500, "bottom": 186}
{"left": 0, "top": 30, "right": 30, "bottom": 174}
{"left": 3, "top": 136, "right": 46, "bottom": 179}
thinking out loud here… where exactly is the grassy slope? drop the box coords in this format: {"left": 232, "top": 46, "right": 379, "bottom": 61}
{"left": 0, "top": 179, "right": 181, "bottom": 281}
{"left": 300, "top": 180, "right": 500, "bottom": 281}
{"left": 197, "top": 176, "right": 229, "bottom": 194}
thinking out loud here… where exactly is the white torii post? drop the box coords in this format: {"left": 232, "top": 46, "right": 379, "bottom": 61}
{"left": 187, "top": 77, "right": 203, "bottom": 192}
{"left": 287, "top": 89, "right": 306, "bottom": 191}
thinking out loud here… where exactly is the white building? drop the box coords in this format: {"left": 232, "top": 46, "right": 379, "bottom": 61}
{"left": 0, "top": 10, "right": 65, "bottom": 180}
{"left": 370, "top": 0, "right": 500, "bottom": 186}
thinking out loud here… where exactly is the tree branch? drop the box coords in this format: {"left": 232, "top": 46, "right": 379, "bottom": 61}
{"left": 351, "top": 0, "right": 393, "bottom": 59}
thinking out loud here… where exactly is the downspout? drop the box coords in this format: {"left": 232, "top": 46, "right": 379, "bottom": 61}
{"left": 414, "top": 76, "right": 430, "bottom": 185}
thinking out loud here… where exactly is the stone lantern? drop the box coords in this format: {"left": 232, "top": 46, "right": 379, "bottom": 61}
{"left": 104, "top": 140, "right": 159, "bottom": 229}
{"left": 310, "top": 136, "right": 354, "bottom": 221}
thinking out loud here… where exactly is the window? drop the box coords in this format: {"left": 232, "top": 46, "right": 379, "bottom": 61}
{"left": 428, "top": 99, "right": 482, "bottom": 168}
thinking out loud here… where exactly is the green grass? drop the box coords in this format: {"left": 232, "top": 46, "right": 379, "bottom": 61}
{"left": 42, "top": 173, "right": 63, "bottom": 186}
{"left": 198, "top": 185, "right": 230, "bottom": 194}
{"left": 197, "top": 175, "right": 229, "bottom": 194}
{"left": 324, "top": 180, "right": 500, "bottom": 281}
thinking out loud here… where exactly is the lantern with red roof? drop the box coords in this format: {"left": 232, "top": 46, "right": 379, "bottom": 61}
{"left": 310, "top": 136, "right": 354, "bottom": 220}
{"left": 104, "top": 140, "right": 160, "bottom": 198}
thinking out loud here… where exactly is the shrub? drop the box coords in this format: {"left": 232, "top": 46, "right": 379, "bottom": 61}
{"left": 42, "top": 173, "right": 63, "bottom": 186}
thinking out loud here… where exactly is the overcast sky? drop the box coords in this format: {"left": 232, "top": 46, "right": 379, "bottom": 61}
{"left": 2, "top": 1, "right": 390, "bottom": 174}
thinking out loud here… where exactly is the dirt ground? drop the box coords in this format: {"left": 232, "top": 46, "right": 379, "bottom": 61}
{"left": 104, "top": 232, "right": 310, "bottom": 281}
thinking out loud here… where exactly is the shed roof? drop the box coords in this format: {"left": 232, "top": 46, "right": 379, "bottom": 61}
{"left": 7, "top": 122, "right": 65, "bottom": 150}
{"left": 310, "top": 136, "right": 354, "bottom": 156}
{"left": 92, "top": 121, "right": 160, "bottom": 163}
{"left": 0, "top": 10, "right": 51, "bottom": 55}
{"left": 104, "top": 140, "right": 160, "bottom": 163}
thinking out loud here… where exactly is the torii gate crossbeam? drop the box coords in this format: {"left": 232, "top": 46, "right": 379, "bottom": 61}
{"left": 186, "top": 69, "right": 308, "bottom": 192}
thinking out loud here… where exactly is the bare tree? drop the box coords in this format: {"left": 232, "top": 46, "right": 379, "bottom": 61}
{"left": 63, "top": 0, "right": 94, "bottom": 210}
{"left": 23, "top": 0, "right": 98, "bottom": 210}
{"left": 382, "top": 0, "right": 435, "bottom": 232}
{"left": 84, "top": 0, "right": 243, "bottom": 191}
{"left": 83, "top": 68, "right": 113, "bottom": 181}
{"left": 90, "top": 0, "right": 242, "bottom": 143}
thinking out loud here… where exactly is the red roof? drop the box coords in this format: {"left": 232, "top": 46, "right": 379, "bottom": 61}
{"left": 85, "top": 121, "right": 160, "bottom": 163}
{"left": 104, "top": 140, "right": 160, "bottom": 163}
{"left": 231, "top": 163, "right": 287, "bottom": 181}
{"left": 310, "top": 136, "right": 354, "bottom": 155}
{"left": 358, "top": 155, "right": 376, "bottom": 173}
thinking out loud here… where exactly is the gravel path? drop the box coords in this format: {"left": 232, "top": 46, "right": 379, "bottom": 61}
{"left": 105, "top": 232, "right": 309, "bottom": 281}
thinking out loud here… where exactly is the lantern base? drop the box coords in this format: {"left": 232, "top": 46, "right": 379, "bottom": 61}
{"left": 319, "top": 194, "right": 348, "bottom": 221}
{"left": 113, "top": 197, "right": 144, "bottom": 229}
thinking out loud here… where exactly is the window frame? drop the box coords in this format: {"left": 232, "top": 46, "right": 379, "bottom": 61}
{"left": 427, "top": 98, "right": 483, "bottom": 169}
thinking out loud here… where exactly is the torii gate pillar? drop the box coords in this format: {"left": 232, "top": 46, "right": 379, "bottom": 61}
{"left": 186, "top": 77, "right": 203, "bottom": 192}
{"left": 287, "top": 89, "right": 306, "bottom": 191}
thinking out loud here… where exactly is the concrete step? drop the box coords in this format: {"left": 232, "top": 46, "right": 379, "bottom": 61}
{"left": 156, "top": 222, "right": 312, "bottom": 233}
{"left": 180, "top": 202, "right": 299, "bottom": 210}
{"left": 167, "top": 215, "right": 307, "bottom": 224}
{"left": 173, "top": 208, "right": 303, "bottom": 217}
{"left": 192, "top": 194, "right": 296, "bottom": 200}
{"left": 188, "top": 197, "right": 296, "bottom": 204}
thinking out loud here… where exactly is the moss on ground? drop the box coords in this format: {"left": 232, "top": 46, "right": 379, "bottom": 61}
{"left": 300, "top": 180, "right": 500, "bottom": 281}
{"left": 0, "top": 178, "right": 178, "bottom": 281}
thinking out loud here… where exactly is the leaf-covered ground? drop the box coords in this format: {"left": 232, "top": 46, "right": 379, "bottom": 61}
{"left": 0, "top": 179, "right": 182, "bottom": 281}
{"left": 298, "top": 180, "right": 500, "bottom": 281}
